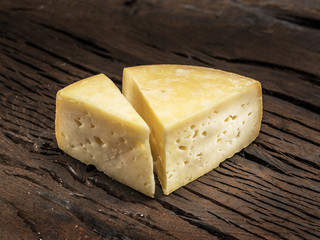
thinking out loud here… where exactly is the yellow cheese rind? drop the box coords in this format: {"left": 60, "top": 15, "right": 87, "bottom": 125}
{"left": 55, "top": 74, "right": 155, "bottom": 197}
{"left": 123, "top": 65, "right": 262, "bottom": 195}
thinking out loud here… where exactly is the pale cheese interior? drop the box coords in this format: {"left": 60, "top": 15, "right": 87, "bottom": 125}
{"left": 55, "top": 74, "right": 155, "bottom": 197}
{"left": 123, "top": 65, "right": 262, "bottom": 195}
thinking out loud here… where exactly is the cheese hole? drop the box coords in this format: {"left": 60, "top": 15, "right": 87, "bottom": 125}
{"left": 111, "top": 131, "right": 115, "bottom": 136}
{"left": 87, "top": 117, "right": 92, "bottom": 122}
{"left": 214, "top": 111, "right": 218, "bottom": 114}
{"left": 179, "top": 146, "right": 187, "bottom": 150}
{"left": 197, "top": 153, "right": 203, "bottom": 157}
{"left": 248, "top": 112, "right": 252, "bottom": 116}
{"left": 242, "top": 121, "right": 245, "bottom": 125}
{"left": 94, "top": 136, "right": 104, "bottom": 145}
{"left": 129, "top": 146, "right": 134, "bottom": 151}
{"left": 85, "top": 138, "right": 91, "bottom": 144}
{"left": 202, "top": 131, "right": 207, "bottom": 136}
{"left": 241, "top": 104, "right": 245, "bottom": 108}
{"left": 184, "top": 160, "right": 189, "bottom": 165}
{"left": 120, "top": 137, "right": 126, "bottom": 143}
{"left": 74, "top": 119, "right": 83, "bottom": 127}
{"left": 224, "top": 115, "right": 238, "bottom": 122}
{"left": 223, "top": 130, "right": 227, "bottom": 134}
{"left": 70, "top": 144, "right": 75, "bottom": 148}
{"left": 79, "top": 143, "right": 84, "bottom": 147}
{"left": 202, "top": 123, "right": 205, "bottom": 127}
{"left": 217, "top": 138, "right": 222, "bottom": 143}
{"left": 135, "top": 142, "right": 144, "bottom": 149}
{"left": 89, "top": 154, "right": 93, "bottom": 159}
{"left": 176, "top": 138, "right": 181, "bottom": 143}
{"left": 144, "top": 182, "right": 150, "bottom": 186}
{"left": 193, "top": 130, "right": 199, "bottom": 138}
{"left": 90, "top": 123, "right": 95, "bottom": 128}
{"left": 160, "top": 89, "right": 166, "bottom": 93}
{"left": 190, "top": 125, "right": 195, "bottom": 129}
{"left": 235, "top": 131, "right": 241, "bottom": 138}
{"left": 168, "top": 174, "right": 173, "bottom": 179}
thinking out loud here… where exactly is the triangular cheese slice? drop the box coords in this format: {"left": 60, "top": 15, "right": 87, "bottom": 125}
{"left": 55, "top": 74, "right": 155, "bottom": 197}
{"left": 123, "top": 65, "right": 262, "bottom": 195}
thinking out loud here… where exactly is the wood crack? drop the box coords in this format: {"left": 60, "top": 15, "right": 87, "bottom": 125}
{"left": 125, "top": 211, "right": 179, "bottom": 240}
{"left": 262, "top": 121, "right": 320, "bottom": 147}
{"left": 37, "top": 191, "right": 127, "bottom": 240}
{"left": 154, "top": 198, "right": 201, "bottom": 221}
{"left": 180, "top": 216, "right": 240, "bottom": 240}
{"left": 273, "top": 175, "right": 320, "bottom": 195}
{"left": 241, "top": 149, "right": 290, "bottom": 175}
{"left": 39, "top": 167, "right": 77, "bottom": 193}
{"left": 24, "top": 41, "right": 99, "bottom": 75}
{"left": 263, "top": 109, "right": 320, "bottom": 132}
{"left": 184, "top": 186, "right": 259, "bottom": 223}
{"left": 198, "top": 177, "right": 272, "bottom": 213}
{"left": 0, "top": 92, "right": 54, "bottom": 123}
{"left": 3, "top": 171, "right": 50, "bottom": 191}
{"left": 277, "top": 14, "right": 320, "bottom": 31}
{"left": 218, "top": 164, "right": 272, "bottom": 190}
{"left": 196, "top": 49, "right": 320, "bottom": 86}
{"left": 262, "top": 89, "right": 320, "bottom": 115}
{"left": 256, "top": 141, "right": 320, "bottom": 171}
{"left": 255, "top": 191, "right": 320, "bottom": 221}
{"left": 220, "top": 163, "right": 320, "bottom": 209}
{"left": 207, "top": 210, "right": 268, "bottom": 240}
{"left": 261, "top": 216, "right": 317, "bottom": 240}
{"left": 249, "top": 221, "right": 289, "bottom": 240}
{"left": 4, "top": 200, "right": 44, "bottom": 240}
{"left": 32, "top": 22, "right": 128, "bottom": 65}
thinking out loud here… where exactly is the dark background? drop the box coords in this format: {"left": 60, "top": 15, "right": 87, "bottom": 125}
{"left": 0, "top": 0, "right": 319, "bottom": 239}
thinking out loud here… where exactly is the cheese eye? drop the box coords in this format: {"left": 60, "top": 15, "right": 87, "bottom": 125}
{"left": 74, "top": 119, "right": 83, "bottom": 127}
{"left": 179, "top": 146, "right": 187, "bottom": 151}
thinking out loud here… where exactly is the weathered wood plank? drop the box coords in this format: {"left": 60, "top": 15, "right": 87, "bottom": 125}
{"left": 0, "top": 0, "right": 319, "bottom": 239}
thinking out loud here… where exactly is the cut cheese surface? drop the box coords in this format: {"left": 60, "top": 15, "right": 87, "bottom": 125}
{"left": 123, "top": 65, "right": 262, "bottom": 195}
{"left": 55, "top": 74, "right": 155, "bottom": 197}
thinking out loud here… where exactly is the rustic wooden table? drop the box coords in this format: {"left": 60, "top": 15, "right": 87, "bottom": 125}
{"left": 0, "top": 0, "right": 319, "bottom": 239}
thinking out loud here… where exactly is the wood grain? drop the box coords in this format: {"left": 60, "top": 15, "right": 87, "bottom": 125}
{"left": 0, "top": 0, "right": 319, "bottom": 239}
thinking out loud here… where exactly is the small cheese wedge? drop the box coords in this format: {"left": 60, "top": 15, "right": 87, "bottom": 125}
{"left": 55, "top": 74, "right": 155, "bottom": 197}
{"left": 123, "top": 65, "right": 262, "bottom": 195}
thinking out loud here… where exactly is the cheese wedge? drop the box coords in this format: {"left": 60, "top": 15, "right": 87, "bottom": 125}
{"left": 123, "top": 65, "right": 262, "bottom": 195}
{"left": 55, "top": 74, "right": 155, "bottom": 197}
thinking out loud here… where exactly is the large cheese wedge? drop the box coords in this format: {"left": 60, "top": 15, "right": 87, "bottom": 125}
{"left": 123, "top": 65, "right": 262, "bottom": 195}
{"left": 55, "top": 74, "right": 155, "bottom": 197}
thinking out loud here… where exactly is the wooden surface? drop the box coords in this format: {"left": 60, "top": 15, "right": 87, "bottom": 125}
{"left": 0, "top": 0, "right": 319, "bottom": 239}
